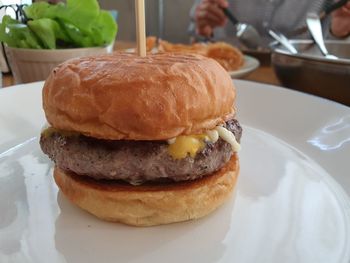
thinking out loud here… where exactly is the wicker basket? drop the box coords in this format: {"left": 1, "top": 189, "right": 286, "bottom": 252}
{"left": 5, "top": 45, "right": 113, "bottom": 84}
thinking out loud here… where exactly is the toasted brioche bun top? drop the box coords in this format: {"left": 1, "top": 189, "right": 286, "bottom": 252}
{"left": 43, "top": 52, "right": 236, "bottom": 140}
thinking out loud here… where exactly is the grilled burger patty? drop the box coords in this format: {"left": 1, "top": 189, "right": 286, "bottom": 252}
{"left": 40, "top": 119, "right": 242, "bottom": 185}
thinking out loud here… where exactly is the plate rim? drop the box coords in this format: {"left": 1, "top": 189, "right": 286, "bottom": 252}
{"left": 229, "top": 55, "right": 260, "bottom": 78}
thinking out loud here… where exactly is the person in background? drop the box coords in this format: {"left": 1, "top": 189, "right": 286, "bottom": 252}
{"left": 189, "top": 0, "right": 350, "bottom": 47}
{"left": 331, "top": 1, "right": 350, "bottom": 37}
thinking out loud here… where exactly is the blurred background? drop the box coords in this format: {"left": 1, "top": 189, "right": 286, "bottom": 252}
{"left": 99, "top": 0, "right": 193, "bottom": 43}
{"left": 0, "top": 0, "right": 194, "bottom": 43}
{"left": 0, "top": 0, "right": 349, "bottom": 105}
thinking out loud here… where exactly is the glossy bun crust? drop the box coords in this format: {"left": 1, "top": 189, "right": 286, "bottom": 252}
{"left": 54, "top": 154, "right": 239, "bottom": 226}
{"left": 43, "top": 52, "right": 236, "bottom": 140}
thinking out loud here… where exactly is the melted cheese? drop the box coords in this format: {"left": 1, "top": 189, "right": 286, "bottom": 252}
{"left": 167, "top": 126, "right": 240, "bottom": 159}
{"left": 168, "top": 135, "right": 208, "bottom": 159}
{"left": 41, "top": 126, "right": 80, "bottom": 137}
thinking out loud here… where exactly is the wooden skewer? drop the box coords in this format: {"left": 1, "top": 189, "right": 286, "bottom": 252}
{"left": 135, "top": 0, "right": 146, "bottom": 57}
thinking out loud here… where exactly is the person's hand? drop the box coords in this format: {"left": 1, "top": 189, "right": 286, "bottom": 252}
{"left": 195, "top": 0, "right": 229, "bottom": 37}
{"left": 331, "top": 1, "right": 350, "bottom": 37}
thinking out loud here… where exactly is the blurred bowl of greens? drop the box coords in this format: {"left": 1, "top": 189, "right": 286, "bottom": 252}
{"left": 0, "top": 0, "right": 118, "bottom": 83}
{"left": 5, "top": 45, "right": 113, "bottom": 83}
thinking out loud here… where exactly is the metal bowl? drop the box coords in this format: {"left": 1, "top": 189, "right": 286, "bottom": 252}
{"left": 271, "top": 40, "right": 350, "bottom": 106}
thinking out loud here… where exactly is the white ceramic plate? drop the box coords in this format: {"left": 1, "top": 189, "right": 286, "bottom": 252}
{"left": 228, "top": 55, "right": 259, "bottom": 78}
{"left": 0, "top": 81, "right": 349, "bottom": 263}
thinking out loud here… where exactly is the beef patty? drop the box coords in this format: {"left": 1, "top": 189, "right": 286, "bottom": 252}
{"left": 40, "top": 119, "right": 242, "bottom": 185}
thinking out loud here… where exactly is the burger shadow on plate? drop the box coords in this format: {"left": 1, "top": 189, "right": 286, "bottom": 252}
{"left": 54, "top": 189, "right": 238, "bottom": 263}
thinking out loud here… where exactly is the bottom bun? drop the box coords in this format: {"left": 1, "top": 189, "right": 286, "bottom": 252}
{"left": 54, "top": 154, "right": 239, "bottom": 227}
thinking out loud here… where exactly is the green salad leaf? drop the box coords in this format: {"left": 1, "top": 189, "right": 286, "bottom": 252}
{"left": 58, "top": 21, "right": 94, "bottom": 47}
{"left": 60, "top": 0, "right": 100, "bottom": 31}
{"left": 28, "top": 18, "right": 71, "bottom": 49}
{"left": 0, "top": 15, "right": 42, "bottom": 48}
{"left": 0, "top": 0, "right": 117, "bottom": 49}
{"left": 23, "top": 2, "right": 60, "bottom": 20}
{"left": 91, "top": 10, "right": 118, "bottom": 46}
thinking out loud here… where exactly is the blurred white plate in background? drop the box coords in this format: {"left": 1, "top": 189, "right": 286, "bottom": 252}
{"left": 229, "top": 55, "right": 259, "bottom": 78}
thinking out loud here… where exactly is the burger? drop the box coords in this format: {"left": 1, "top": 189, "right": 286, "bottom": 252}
{"left": 40, "top": 52, "right": 242, "bottom": 226}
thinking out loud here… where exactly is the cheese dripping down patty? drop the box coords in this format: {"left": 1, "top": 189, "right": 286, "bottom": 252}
{"left": 167, "top": 126, "right": 240, "bottom": 159}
